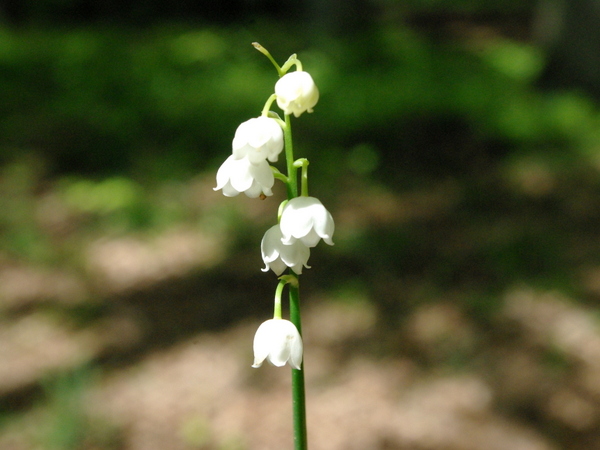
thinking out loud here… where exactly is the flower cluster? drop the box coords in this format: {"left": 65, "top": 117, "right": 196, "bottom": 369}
{"left": 214, "top": 44, "right": 332, "bottom": 370}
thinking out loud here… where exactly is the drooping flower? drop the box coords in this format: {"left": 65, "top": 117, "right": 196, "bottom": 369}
{"left": 214, "top": 155, "right": 274, "bottom": 198}
{"left": 252, "top": 318, "right": 303, "bottom": 369}
{"left": 232, "top": 117, "right": 284, "bottom": 164}
{"left": 261, "top": 225, "right": 311, "bottom": 275}
{"left": 275, "top": 71, "right": 319, "bottom": 117}
{"left": 280, "top": 196, "right": 334, "bottom": 247}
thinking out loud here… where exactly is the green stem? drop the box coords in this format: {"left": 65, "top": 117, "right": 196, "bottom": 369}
{"left": 261, "top": 94, "right": 278, "bottom": 117}
{"left": 293, "top": 159, "right": 309, "bottom": 197}
{"left": 273, "top": 279, "right": 285, "bottom": 319}
{"left": 281, "top": 54, "right": 301, "bottom": 74}
{"left": 284, "top": 111, "right": 307, "bottom": 450}
{"left": 289, "top": 281, "right": 307, "bottom": 450}
{"left": 272, "top": 166, "right": 289, "bottom": 185}
{"left": 301, "top": 161, "right": 309, "bottom": 197}
{"left": 258, "top": 48, "right": 307, "bottom": 448}
{"left": 284, "top": 114, "right": 298, "bottom": 198}
{"left": 252, "top": 42, "right": 283, "bottom": 76}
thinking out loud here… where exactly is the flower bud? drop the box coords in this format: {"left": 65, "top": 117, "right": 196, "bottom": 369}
{"left": 214, "top": 155, "right": 274, "bottom": 198}
{"left": 232, "top": 117, "right": 284, "bottom": 164}
{"left": 275, "top": 71, "right": 319, "bottom": 117}
{"left": 252, "top": 318, "right": 303, "bottom": 369}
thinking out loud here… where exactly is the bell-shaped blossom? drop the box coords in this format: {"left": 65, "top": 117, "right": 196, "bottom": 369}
{"left": 261, "top": 225, "right": 311, "bottom": 275}
{"left": 214, "top": 155, "right": 274, "bottom": 198}
{"left": 252, "top": 318, "right": 303, "bottom": 369}
{"left": 280, "top": 196, "right": 334, "bottom": 247}
{"left": 232, "top": 117, "right": 284, "bottom": 164}
{"left": 275, "top": 71, "right": 319, "bottom": 117}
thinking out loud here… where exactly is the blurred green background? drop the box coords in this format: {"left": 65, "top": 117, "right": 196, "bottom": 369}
{"left": 2, "top": 0, "right": 600, "bottom": 449}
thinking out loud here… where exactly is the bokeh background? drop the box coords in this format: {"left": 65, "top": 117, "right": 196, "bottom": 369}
{"left": 2, "top": 0, "right": 600, "bottom": 448}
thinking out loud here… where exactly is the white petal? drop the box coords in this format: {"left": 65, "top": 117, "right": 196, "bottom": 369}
{"left": 232, "top": 121, "right": 252, "bottom": 148}
{"left": 262, "top": 258, "right": 287, "bottom": 276}
{"left": 268, "top": 341, "right": 292, "bottom": 367}
{"left": 299, "top": 229, "right": 322, "bottom": 248}
{"left": 260, "top": 226, "right": 285, "bottom": 275}
{"left": 280, "top": 197, "right": 317, "bottom": 243}
{"left": 231, "top": 117, "right": 283, "bottom": 164}
{"left": 261, "top": 225, "right": 283, "bottom": 263}
{"left": 221, "top": 183, "right": 241, "bottom": 197}
{"left": 279, "top": 241, "right": 311, "bottom": 274}
{"left": 246, "top": 147, "right": 269, "bottom": 165}
{"left": 289, "top": 335, "right": 304, "bottom": 370}
{"left": 270, "top": 320, "right": 303, "bottom": 367}
{"left": 313, "top": 209, "right": 335, "bottom": 245}
{"left": 228, "top": 158, "right": 254, "bottom": 192}
{"left": 248, "top": 159, "right": 275, "bottom": 190}
{"left": 232, "top": 142, "right": 251, "bottom": 160}
{"left": 214, "top": 157, "right": 243, "bottom": 197}
{"left": 244, "top": 182, "right": 264, "bottom": 198}
{"left": 252, "top": 320, "right": 273, "bottom": 368}
{"left": 246, "top": 118, "right": 270, "bottom": 147}
{"left": 214, "top": 156, "right": 234, "bottom": 190}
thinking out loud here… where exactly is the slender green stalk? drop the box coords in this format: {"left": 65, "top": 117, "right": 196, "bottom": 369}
{"left": 283, "top": 115, "right": 307, "bottom": 450}
{"left": 294, "top": 159, "right": 309, "bottom": 197}
{"left": 273, "top": 279, "right": 285, "bottom": 319}
{"left": 252, "top": 43, "right": 283, "bottom": 75}
{"left": 289, "top": 281, "right": 307, "bottom": 450}
{"left": 256, "top": 43, "right": 308, "bottom": 449}
{"left": 284, "top": 114, "right": 298, "bottom": 199}
{"left": 301, "top": 160, "right": 309, "bottom": 197}
{"left": 261, "top": 93, "right": 278, "bottom": 117}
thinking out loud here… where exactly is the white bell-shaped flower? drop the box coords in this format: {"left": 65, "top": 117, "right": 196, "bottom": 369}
{"left": 214, "top": 155, "right": 274, "bottom": 198}
{"left": 232, "top": 117, "right": 284, "bottom": 164}
{"left": 252, "top": 318, "right": 303, "bottom": 369}
{"left": 261, "top": 225, "right": 311, "bottom": 275}
{"left": 280, "top": 196, "right": 334, "bottom": 247}
{"left": 275, "top": 71, "right": 319, "bottom": 117}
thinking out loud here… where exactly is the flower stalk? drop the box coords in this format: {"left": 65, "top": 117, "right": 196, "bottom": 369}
{"left": 252, "top": 42, "right": 283, "bottom": 75}
{"left": 294, "top": 158, "right": 309, "bottom": 197}
{"left": 289, "top": 281, "right": 307, "bottom": 450}
{"left": 283, "top": 88, "right": 307, "bottom": 450}
{"left": 284, "top": 113, "right": 298, "bottom": 199}
{"left": 214, "top": 43, "right": 332, "bottom": 450}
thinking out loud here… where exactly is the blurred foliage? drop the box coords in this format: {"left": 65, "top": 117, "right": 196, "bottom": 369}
{"left": 1, "top": 0, "right": 600, "bottom": 298}
{"left": 2, "top": 19, "right": 598, "bottom": 179}
{"left": 0, "top": 25, "right": 274, "bottom": 178}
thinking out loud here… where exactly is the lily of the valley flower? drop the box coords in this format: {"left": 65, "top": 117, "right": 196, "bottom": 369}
{"left": 214, "top": 155, "right": 274, "bottom": 198}
{"left": 280, "top": 196, "right": 334, "bottom": 247}
{"left": 261, "top": 225, "right": 311, "bottom": 275}
{"left": 232, "top": 116, "right": 284, "bottom": 164}
{"left": 252, "top": 318, "right": 303, "bottom": 369}
{"left": 275, "top": 71, "right": 319, "bottom": 117}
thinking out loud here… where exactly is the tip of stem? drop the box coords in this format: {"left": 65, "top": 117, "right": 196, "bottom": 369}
{"left": 252, "top": 42, "right": 269, "bottom": 57}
